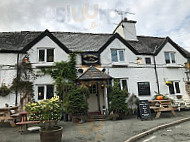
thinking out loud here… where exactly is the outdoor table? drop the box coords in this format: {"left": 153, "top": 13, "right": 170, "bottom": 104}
{"left": 19, "top": 111, "right": 28, "bottom": 122}
{"left": 149, "top": 100, "right": 176, "bottom": 119}
{"left": 16, "top": 111, "right": 40, "bottom": 134}
{"left": 0, "top": 106, "right": 19, "bottom": 127}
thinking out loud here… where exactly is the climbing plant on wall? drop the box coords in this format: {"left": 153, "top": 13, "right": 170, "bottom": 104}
{"left": 11, "top": 55, "right": 36, "bottom": 109}
{"left": 41, "top": 53, "right": 77, "bottom": 101}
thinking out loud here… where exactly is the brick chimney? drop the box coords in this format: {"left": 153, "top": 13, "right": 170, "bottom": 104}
{"left": 113, "top": 17, "right": 138, "bottom": 41}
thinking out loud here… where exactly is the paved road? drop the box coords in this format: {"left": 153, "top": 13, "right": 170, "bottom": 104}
{"left": 137, "top": 121, "right": 190, "bottom": 142}
{"left": 0, "top": 111, "right": 190, "bottom": 142}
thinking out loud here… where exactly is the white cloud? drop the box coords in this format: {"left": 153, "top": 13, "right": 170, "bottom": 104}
{"left": 0, "top": 0, "right": 190, "bottom": 50}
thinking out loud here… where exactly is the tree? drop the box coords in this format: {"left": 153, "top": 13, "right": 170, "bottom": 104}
{"left": 109, "top": 80, "right": 129, "bottom": 119}
{"left": 64, "top": 86, "right": 90, "bottom": 115}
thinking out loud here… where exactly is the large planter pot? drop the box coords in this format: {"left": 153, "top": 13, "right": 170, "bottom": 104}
{"left": 40, "top": 126, "right": 63, "bottom": 142}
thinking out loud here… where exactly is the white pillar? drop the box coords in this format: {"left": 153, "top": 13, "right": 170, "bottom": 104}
{"left": 105, "top": 87, "right": 108, "bottom": 114}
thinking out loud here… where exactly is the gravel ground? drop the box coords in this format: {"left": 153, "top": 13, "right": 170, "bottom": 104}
{"left": 0, "top": 111, "right": 190, "bottom": 142}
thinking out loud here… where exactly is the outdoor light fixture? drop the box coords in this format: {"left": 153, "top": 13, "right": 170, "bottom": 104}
{"left": 185, "top": 58, "right": 190, "bottom": 82}
{"left": 137, "top": 57, "right": 142, "bottom": 64}
{"left": 23, "top": 56, "right": 29, "bottom": 63}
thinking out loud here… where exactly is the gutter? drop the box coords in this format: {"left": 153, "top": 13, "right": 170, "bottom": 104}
{"left": 15, "top": 53, "right": 19, "bottom": 106}
{"left": 153, "top": 46, "right": 160, "bottom": 94}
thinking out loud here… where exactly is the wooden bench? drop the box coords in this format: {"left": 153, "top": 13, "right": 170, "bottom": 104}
{"left": 149, "top": 100, "right": 176, "bottom": 119}
{"left": 0, "top": 106, "right": 19, "bottom": 127}
{"left": 16, "top": 121, "right": 40, "bottom": 134}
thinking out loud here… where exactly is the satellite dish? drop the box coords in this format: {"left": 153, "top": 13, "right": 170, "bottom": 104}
{"left": 78, "top": 68, "right": 84, "bottom": 73}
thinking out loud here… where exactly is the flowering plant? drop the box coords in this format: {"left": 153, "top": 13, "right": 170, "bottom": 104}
{"left": 165, "top": 81, "right": 172, "bottom": 85}
{"left": 25, "top": 96, "right": 63, "bottom": 129}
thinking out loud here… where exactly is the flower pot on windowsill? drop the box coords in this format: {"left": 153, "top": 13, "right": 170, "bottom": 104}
{"left": 165, "top": 81, "right": 172, "bottom": 86}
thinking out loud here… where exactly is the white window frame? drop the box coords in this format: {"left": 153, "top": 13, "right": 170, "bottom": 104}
{"left": 120, "top": 79, "right": 128, "bottom": 91}
{"left": 38, "top": 48, "right": 55, "bottom": 63}
{"left": 164, "top": 52, "right": 176, "bottom": 64}
{"left": 111, "top": 49, "right": 125, "bottom": 62}
{"left": 37, "top": 85, "right": 54, "bottom": 100}
{"left": 168, "top": 81, "right": 181, "bottom": 95}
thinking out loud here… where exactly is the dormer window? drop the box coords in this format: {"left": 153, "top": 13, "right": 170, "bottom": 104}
{"left": 164, "top": 52, "right": 175, "bottom": 64}
{"left": 111, "top": 49, "right": 125, "bottom": 62}
{"left": 38, "top": 48, "right": 54, "bottom": 62}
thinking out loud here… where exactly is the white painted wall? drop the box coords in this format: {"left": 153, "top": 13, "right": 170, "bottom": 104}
{"left": 0, "top": 33, "right": 189, "bottom": 108}
{"left": 114, "top": 21, "right": 138, "bottom": 41}
{"left": 100, "top": 38, "right": 189, "bottom": 101}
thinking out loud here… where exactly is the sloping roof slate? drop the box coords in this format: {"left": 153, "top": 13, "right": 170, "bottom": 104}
{"left": 128, "top": 36, "right": 165, "bottom": 54}
{"left": 78, "top": 66, "right": 112, "bottom": 80}
{"left": 52, "top": 32, "right": 112, "bottom": 52}
{"left": 0, "top": 30, "right": 189, "bottom": 58}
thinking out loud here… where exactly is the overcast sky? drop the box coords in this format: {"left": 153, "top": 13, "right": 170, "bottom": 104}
{"left": 0, "top": 0, "right": 190, "bottom": 51}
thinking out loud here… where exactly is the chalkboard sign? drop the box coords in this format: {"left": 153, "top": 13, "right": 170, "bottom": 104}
{"left": 138, "top": 100, "right": 151, "bottom": 120}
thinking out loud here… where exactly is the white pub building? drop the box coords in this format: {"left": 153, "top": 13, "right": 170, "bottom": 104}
{"left": 0, "top": 18, "right": 190, "bottom": 114}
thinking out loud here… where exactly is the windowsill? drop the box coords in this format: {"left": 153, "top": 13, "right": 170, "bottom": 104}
{"left": 35, "top": 62, "right": 54, "bottom": 68}
{"left": 112, "top": 62, "right": 128, "bottom": 67}
{"left": 166, "top": 64, "right": 181, "bottom": 68}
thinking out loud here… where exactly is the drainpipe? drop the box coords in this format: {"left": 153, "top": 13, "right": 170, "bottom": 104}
{"left": 15, "top": 53, "right": 19, "bottom": 106}
{"left": 153, "top": 47, "right": 160, "bottom": 94}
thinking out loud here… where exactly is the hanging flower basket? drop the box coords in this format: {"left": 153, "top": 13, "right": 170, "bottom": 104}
{"left": 165, "top": 81, "right": 172, "bottom": 85}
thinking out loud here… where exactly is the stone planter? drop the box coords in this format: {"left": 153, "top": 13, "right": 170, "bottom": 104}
{"left": 40, "top": 126, "right": 63, "bottom": 142}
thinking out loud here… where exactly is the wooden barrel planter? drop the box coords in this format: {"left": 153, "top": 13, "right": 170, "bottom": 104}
{"left": 40, "top": 126, "right": 63, "bottom": 142}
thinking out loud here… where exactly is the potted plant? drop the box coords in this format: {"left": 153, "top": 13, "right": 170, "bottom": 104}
{"left": 108, "top": 80, "right": 129, "bottom": 120}
{"left": 64, "top": 87, "right": 89, "bottom": 123}
{"left": 0, "top": 83, "right": 10, "bottom": 97}
{"left": 165, "top": 81, "right": 172, "bottom": 86}
{"left": 25, "top": 96, "right": 63, "bottom": 142}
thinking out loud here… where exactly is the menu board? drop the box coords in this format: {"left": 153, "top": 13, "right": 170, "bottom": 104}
{"left": 138, "top": 100, "right": 151, "bottom": 120}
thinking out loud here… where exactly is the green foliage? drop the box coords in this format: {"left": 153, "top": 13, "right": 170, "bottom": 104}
{"left": 41, "top": 53, "right": 77, "bottom": 100}
{"left": 109, "top": 80, "right": 129, "bottom": 117}
{"left": 11, "top": 78, "right": 33, "bottom": 95}
{"left": 153, "top": 91, "right": 174, "bottom": 103}
{"left": 0, "top": 83, "right": 11, "bottom": 97}
{"left": 127, "top": 93, "right": 139, "bottom": 114}
{"left": 25, "top": 96, "right": 63, "bottom": 129}
{"left": 64, "top": 87, "right": 90, "bottom": 115}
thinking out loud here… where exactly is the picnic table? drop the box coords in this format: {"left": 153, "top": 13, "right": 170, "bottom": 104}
{"left": 0, "top": 106, "right": 19, "bottom": 127}
{"left": 16, "top": 111, "right": 40, "bottom": 134}
{"left": 149, "top": 100, "right": 176, "bottom": 119}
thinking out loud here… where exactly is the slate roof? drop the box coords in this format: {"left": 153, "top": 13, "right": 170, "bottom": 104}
{"left": 128, "top": 36, "right": 165, "bottom": 54}
{"left": 78, "top": 66, "right": 112, "bottom": 80}
{"left": 52, "top": 32, "right": 112, "bottom": 52}
{"left": 0, "top": 31, "right": 41, "bottom": 52}
{"left": 0, "top": 30, "right": 189, "bottom": 57}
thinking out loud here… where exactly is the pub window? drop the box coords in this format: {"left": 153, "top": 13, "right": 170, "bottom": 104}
{"left": 89, "top": 84, "right": 97, "bottom": 94}
{"left": 39, "top": 50, "right": 45, "bottom": 62}
{"left": 111, "top": 49, "right": 125, "bottom": 62}
{"left": 37, "top": 85, "right": 54, "bottom": 100}
{"left": 47, "top": 85, "right": 54, "bottom": 99}
{"left": 145, "top": 57, "right": 151, "bottom": 64}
{"left": 138, "top": 82, "right": 151, "bottom": 96}
{"left": 164, "top": 52, "right": 176, "bottom": 64}
{"left": 120, "top": 79, "right": 128, "bottom": 92}
{"left": 169, "top": 81, "right": 180, "bottom": 94}
{"left": 38, "top": 48, "right": 54, "bottom": 62}
{"left": 38, "top": 86, "right": 44, "bottom": 100}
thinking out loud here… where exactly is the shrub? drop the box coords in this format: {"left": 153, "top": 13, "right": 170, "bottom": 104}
{"left": 64, "top": 87, "right": 89, "bottom": 115}
{"left": 0, "top": 83, "right": 10, "bottom": 97}
{"left": 25, "top": 96, "right": 63, "bottom": 130}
